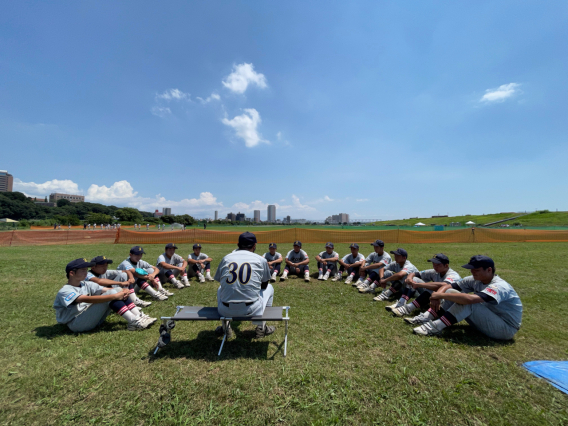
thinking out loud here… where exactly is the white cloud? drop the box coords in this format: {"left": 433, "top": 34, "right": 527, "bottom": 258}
{"left": 156, "top": 88, "right": 191, "bottom": 101}
{"left": 356, "top": 198, "right": 369, "bottom": 202}
{"left": 87, "top": 181, "right": 138, "bottom": 202}
{"left": 276, "top": 131, "right": 282, "bottom": 141}
{"left": 480, "top": 83, "right": 521, "bottom": 103}
{"left": 222, "top": 108, "right": 268, "bottom": 148}
{"left": 222, "top": 63, "right": 267, "bottom": 94}
{"left": 13, "top": 178, "right": 81, "bottom": 197}
{"left": 291, "top": 194, "right": 316, "bottom": 211}
{"left": 197, "top": 93, "right": 221, "bottom": 104}
{"left": 151, "top": 106, "right": 171, "bottom": 117}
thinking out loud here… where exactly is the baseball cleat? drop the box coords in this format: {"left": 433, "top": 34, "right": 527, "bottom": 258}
{"left": 127, "top": 317, "right": 149, "bottom": 331}
{"left": 318, "top": 272, "right": 324, "bottom": 280}
{"left": 304, "top": 273, "right": 310, "bottom": 282}
{"left": 160, "top": 288, "right": 174, "bottom": 297}
{"left": 134, "top": 298, "right": 152, "bottom": 307}
{"left": 344, "top": 275, "right": 353, "bottom": 285}
{"left": 392, "top": 305, "right": 413, "bottom": 317}
{"left": 413, "top": 321, "right": 443, "bottom": 336}
{"left": 359, "top": 285, "right": 375, "bottom": 293}
{"left": 354, "top": 278, "right": 364, "bottom": 287}
{"left": 141, "top": 314, "right": 158, "bottom": 326}
{"left": 181, "top": 276, "right": 190, "bottom": 287}
{"left": 171, "top": 279, "right": 184, "bottom": 289}
{"left": 404, "top": 313, "right": 430, "bottom": 325}
{"left": 331, "top": 273, "right": 341, "bottom": 282}
{"left": 270, "top": 272, "right": 277, "bottom": 283}
{"left": 280, "top": 273, "right": 287, "bottom": 281}
{"left": 152, "top": 292, "right": 168, "bottom": 301}
{"left": 206, "top": 274, "right": 214, "bottom": 282}
{"left": 215, "top": 324, "right": 234, "bottom": 339}
{"left": 374, "top": 289, "right": 393, "bottom": 301}
{"left": 255, "top": 324, "right": 276, "bottom": 338}
{"left": 198, "top": 274, "right": 206, "bottom": 283}
{"left": 322, "top": 272, "right": 330, "bottom": 281}
{"left": 385, "top": 302, "right": 399, "bottom": 312}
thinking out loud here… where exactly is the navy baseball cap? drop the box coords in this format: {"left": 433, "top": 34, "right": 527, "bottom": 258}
{"left": 165, "top": 243, "right": 178, "bottom": 249}
{"left": 130, "top": 246, "right": 145, "bottom": 255}
{"left": 427, "top": 253, "right": 449, "bottom": 265}
{"left": 390, "top": 248, "right": 408, "bottom": 257}
{"left": 371, "top": 239, "right": 385, "bottom": 247}
{"left": 349, "top": 243, "right": 359, "bottom": 249}
{"left": 462, "top": 255, "right": 495, "bottom": 270}
{"left": 91, "top": 255, "right": 113, "bottom": 265}
{"left": 325, "top": 242, "right": 334, "bottom": 249}
{"left": 269, "top": 243, "right": 277, "bottom": 249}
{"left": 193, "top": 243, "right": 202, "bottom": 249}
{"left": 238, "top": 232, "right": 257, "bottom": 247}
{"left": 293, "top": 241, "right": 302, "bottom": 247}
{"left": 66, "top": 258, "right": 95, "bottom": 273}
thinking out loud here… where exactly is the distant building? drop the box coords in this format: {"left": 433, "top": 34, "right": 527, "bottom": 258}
{"left": 214, "top": 210, "right": 218, "bottom": 220}
{"left": 291, "top": 218, "right": 307, "bottom": 224}
{"left": 267, "top": 205, "right": 276, "bottom": 222}
{"left": 226, "top": 212, "right": 236, "bottom": 221}
{"left": 153, "top": 210, "right": 163, "bottom": 218}
{"left": 49, "top": 193, "right": 85, "bottom": 203}
{"left": 327, "top": 213, "right": 350, "bottom": 224}
{"left": 254, "top": 210, "right": 260, "bottom": 223}
{"left": 236, "top": 212, "right": 246, "bottom": 222}
{"left": 285, "top": 215, "right": 291, "bottom": 224}
{"left": 163, "top": 208, "right": 172, "bottom": 216}
{"left": 0, "top": 170, "right": 13, "bottom": 192}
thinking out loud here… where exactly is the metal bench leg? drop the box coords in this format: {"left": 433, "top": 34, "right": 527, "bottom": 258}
{"left": 218, "top": 319, "right": 231, "bottom": 356}
{"left": 284, "top": 319, "right": 288, "bottom": 357}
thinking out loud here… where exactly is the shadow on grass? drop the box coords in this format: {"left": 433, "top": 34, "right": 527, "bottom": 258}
{"left": 34, "top": 321, "right": 127, "bottom": 339}
{"left": 148, "top": 322, "right": 286, "bottom": 362}
{"left": 440, "top": 324, "right": 516, "bottom": 347}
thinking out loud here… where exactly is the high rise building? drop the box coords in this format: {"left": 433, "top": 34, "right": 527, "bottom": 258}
{"left": 339, "top": 213, "right": 349, "bottom": 223}
{"left": 236, "top": 212, "right": 246, "bottom": 222}
{"left": 214, "top": 211, "right": 218, "bottom": 220}
{"left": 49, "top": 193, "right": 85, "bottom": 203}
{"left": 0, "top": 170, "right": 13, "bottom": 192}
{"left": 226, "top": 212, "right": 236, "bottom": 221}
{"left": 254, "top": 210, "right": 260, "bottom": 223}
{"left": 267, "top": 205, "right": 276, "bottom": 222}
{"left": 163, "top": 208, "right": 172, "bottom": 216}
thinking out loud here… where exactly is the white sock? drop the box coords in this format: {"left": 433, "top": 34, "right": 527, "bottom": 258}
{"left": 397, "top": 297, "right": 406, "bottom": 305}
{"left": 423, "top": 310, "right": 435, "bottom": 320}
{"left": 130, "top": 306, "right": 142, "bottom": 317}
{"left": 144, "top": 286, "right": 159, "bottom": 296}
{"left": 121, "top": 310, "right": 137, "bottom": 322}
{"left": 404, "top": 303, "right": 417, "bottom": 313}
{"left": 431, "top": 319, "right": 447, "bottom": 330}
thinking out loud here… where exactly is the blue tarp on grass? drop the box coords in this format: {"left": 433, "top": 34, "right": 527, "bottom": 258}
{"left": 523, "top": 361, "right": 568, "bottom": 394}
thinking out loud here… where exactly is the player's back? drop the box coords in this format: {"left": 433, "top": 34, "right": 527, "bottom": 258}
{"left": 215, "top": 250, "right": 270, "bottom": 304}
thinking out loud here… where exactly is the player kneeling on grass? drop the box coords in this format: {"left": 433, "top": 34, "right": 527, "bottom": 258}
{"left": 356, "top": 240, "right": 392, "bottom": 290}
{"left": 188, "top": 244, "right": 214, "bottom": 283}
{"left": 369, "top": 248, "right": 418, "bottom": 300}
{"left": 281, "top": 241, "right": 310, "bottom": 282}
{"left": 156, "top": 243, "right": 190, "bottom": 289}
{"left": 53, "top": 259, "right": 153, "bottom": 332}
{"left": 412, "top": 256, "right": 522, "bottom": 340}
{"left": 263, "top": 243, "right": 283, "bottom": 282}
{"left": 315, "top": 242, "right": 339, "bottom": 281}
{"left": 389, "top": 253, "right": 461, "bottom": 317}
{"left": 215, "top": 232, "right": 276, "bottom": 339}
{"left": 335, "top": 243, "right": 365, "bottom": 284}
{"left": 117, "top": 246, "right": 171, "bottom": 302}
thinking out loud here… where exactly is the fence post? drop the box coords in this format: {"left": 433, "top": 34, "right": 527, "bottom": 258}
{"left": 9, "top": 230, "right": 15, "bottom": 247}
{"left": 114, "top": 228, "right": 120, "bottom": 244}
{"left": 471, "top": 227, "right": 476, "bottom": 243}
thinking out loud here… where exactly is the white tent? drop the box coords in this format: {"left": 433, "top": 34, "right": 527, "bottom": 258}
{"left": 466, "top": 221, "right": 475, "bottom": 225}
{"left": 414, "top": 222, "right": 426, "bottom": 226}
{"left": 0, "top": 218, "right": 18, "bottom": 223}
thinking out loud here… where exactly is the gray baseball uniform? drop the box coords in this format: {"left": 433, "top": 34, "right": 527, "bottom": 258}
{"left": 383, "top": 260, "right": 419, "bottom": 282}
{"left": 341, "top": 253, "right": 365, "bottom": 264}
{"left": 156, "top": 253, "right": 185, "bottom": 272}
{"left": 86, "top": 270, "right": 128, "bottom": 283}
{"left": 365, "top": 252, "right": 392, "bottom": 273}
{"left": 416, "top": 268, "right": 461, "bottom": 286}
{"left": 318, "top": 250, "right": 339, "bottom": 268}
{"left": 117, "top": 258, "right": 155, "bottom": 274}
{"left": 189, "top": 252, "right": 209, "bottom": 262}
{"left": 286, "top": 249, "right": 308, "bottom": 263}
{"left": 263, "top": 251, "right": 282, "bottom": 262}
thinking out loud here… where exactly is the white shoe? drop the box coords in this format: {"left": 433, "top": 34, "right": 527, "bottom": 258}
{"left": 280, "top": 273, "right": 288, "bottom": 281}
{"left": 322, "top": 272, "right": 330, "bottom": 281}
{"left": 160, "top": 288, "right": 174, "bottom": 296}
{"left": 140, "top": 314, "right": 158, "bottom": 326}
{"left": 318, "top": 272, "right": 324, "bottom": 280}
{"left": 171, "top": 278, "right": 184, "bottom": 289}
{"left": 331, "top": 273, "right": 341, "bottom": 282}
{"left": 270, "top": 272, "right": 277, "bottom": 283}
{"left": 152, "top": 292, "right": 168, "bottom": 301}
{"left": 198, "top": 274, "right": 206, "bottom": 283}
{"left": 344, "top": 275, "right": 353, "bottom": 285}
{"left": 134, "top": 298, "right": 152, "bottom": 307}
{"left": 404, "top": 312, "right": 431, "bottom": 325}
{"left": 206, "top": 273, "right": 214, "bottom": 282}
{"left": 356, "top": 280, "right": 369, "bottom": 290}
{"left": 358, "top": 284, "right": 375, "bottom": 294}
{"left": 304, "top": 273, "right": 310, "bottom": 282}
{"left": 385, "top": 302, "right": 399, "bottom": 312}
{"left": 127, "top": 317, "right": 149, "bottom": 331}
{"left": 181, "top": 276, "right": 190, "bottom": 287}
{"left": 392, "top": 304, "right": 414, "bottom": 317}
{"left": 353, "top": 278, "right": 364, "bottom": 287}
{"left": 413, "top": 321, "right": 443, "bottom": 336}
{"left": 374, "top": 289, "right": 393, "bottom": 301}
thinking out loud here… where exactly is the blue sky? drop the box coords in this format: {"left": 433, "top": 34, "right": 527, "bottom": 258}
{"left": 1, "top": 1, "right": 567, "bottom": 220}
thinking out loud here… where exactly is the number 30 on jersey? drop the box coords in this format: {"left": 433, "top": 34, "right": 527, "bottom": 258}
{"left": 226, "top": 262, "right": 252, "bottom": 285}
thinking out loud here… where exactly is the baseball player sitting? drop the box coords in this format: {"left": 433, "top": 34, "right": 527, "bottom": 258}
{"left": 117, "top": 246, "right": 171, "bottom": 302}
{"left": 86, "top": 255, "right": 157, "bottom": 324}
{"left": 389, "top": 253, "right": 461, "bottom": 317}
{"left": 281, "top": 241, "right": 310, "bottom": 282}
{"left": 370, "top": 248, "right": 418, "bottom": 300}
{"left": 315, "top": 242, "right": 339, "bottom": 281}
{"left": 188, "top": 243, "right": 214, "bottom": 283}
{"left": 214, "top": 232, "right": 276, "bottom": 339}
{"left": 156, "top": 243, "right": 190, "bottom": 289}
{"left": 53, "top": 258, "right": 153, "bottom": 332}
{"left": 263, "top": 243, "right": 283, "bottom": 282}
{"left": 336, "top": 243, "right": 365, "bottom": 284}
{"left": 356, "top": 239, "right": 392, "bottom": 290}
{"left": 413, "top": 256, "right": 523, "bottom": 340}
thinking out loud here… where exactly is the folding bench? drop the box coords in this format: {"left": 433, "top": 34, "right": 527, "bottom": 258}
{"left": 154, "top": 306, "right": 291, "bottom": 357}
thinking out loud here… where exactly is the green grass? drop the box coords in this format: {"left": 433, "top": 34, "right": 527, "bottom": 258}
{"left": 1, "top": 242, "right": 567, "bottom": 425}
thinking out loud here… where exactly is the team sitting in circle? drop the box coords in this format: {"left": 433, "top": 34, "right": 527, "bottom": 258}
{"left": 54, "top": 234, "right": 522, "bottom": 341}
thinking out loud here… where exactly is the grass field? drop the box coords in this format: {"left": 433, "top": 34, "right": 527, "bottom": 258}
{"left": 1, "top": 242, "right": 567, "bottom": 425}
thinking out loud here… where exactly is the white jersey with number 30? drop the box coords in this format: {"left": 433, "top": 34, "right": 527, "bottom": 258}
{"left": 214, "top": 250, "right": 271, "bottom": 304}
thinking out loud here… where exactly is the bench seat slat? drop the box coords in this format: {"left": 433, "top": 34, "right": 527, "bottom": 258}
{"left": 171, "top": 306, "right": 285, "bottom": 321}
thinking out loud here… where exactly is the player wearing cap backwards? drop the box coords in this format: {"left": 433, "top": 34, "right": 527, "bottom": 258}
{"left": 355, "top": 240, "right": 392, "bottom": 290}
{"left": 53, "top": 259, "right": 153, "bottom": 332}
{"left": 263, "top": 243, "right": 283, "bottom": 282}
{"left": 315, "top": 242, "right": 339, "bottom": 281}
{"left": 388, "top": 253, "right": 461, "bottom": 317}
{"left": 86, "top": 256, "right": 157, "bottom": 324}
{"left": 413, "top": 255, "right": 523, "bottom": 340}
{"left": 188, "top": 244, "right": 214, "bottom": 283}
{"left": 117, "top": 246, "right": 171, "bottom": 302}
{"left": 156, "top": 243, "right": 190, "bottom": 289}
{"left": 215, "top": 232, "right": 276, "bottom": 339}
{"left": 369, "top": 248, "right": 419, "bottom": 300}
{"left": 336, "top": 244, "right": 365, "bottom": 284}
{"left": 281, "top": 241, "right": 310, "bottom": 282}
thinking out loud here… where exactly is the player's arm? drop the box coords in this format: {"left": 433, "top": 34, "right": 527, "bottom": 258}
{"left": 297, "top": 256, "right": 310, "bottom": 266}
{"left": 124, "top": 269, "right": 136, "bottom": 284}
{"left": 187, "top": 257, "right": 200, "bottom": 265}
{"left": 405, "top": 272, "right": 417, "bottom": 285}
{"left": 431, "top": 291, "right": 483, "bottom": 305}
{"left": 203, "top": 256, "right": 213, "bottom": 262}
{"left": 315, "top": 255, "right": 323, "bottom": 262}
{"left": 273, "top": 256, "right": 283, "bottom": 264}
{"left": 285, "top": 257, "right": 295, "bottom": 266}
{"left": 88, "top": 276, "right": 127, "bottom": 287}
{"left": 380, "top": 270, "right": 406, "bottom": 283}
{"left": 353, "top": 257, "right": 365, "bottom": 267}
{"left": 338, "top": 258, "right": 351, "bottom": 268}
{"left": 75, "top": 289, "right": 129, "bottom": 304}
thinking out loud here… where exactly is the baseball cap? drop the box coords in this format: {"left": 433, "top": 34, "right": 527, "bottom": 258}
{"left": 239, "top": 232, "right": 257, "bottom": 247}
{"left": 91, "top": 255, "right": 113, "bottom": 265}
{"left": 130, "top": 246, "right": 146, "bottom": 255}
{"left": 349, "top": 243, "right": 359, "bottom": 249}
{"left": 66, "top": 258, "right": 95, "bottom": 273}
{"left": 371, "top": 239, "right": 385, "bottom": 247}
{"left": 293, "top": 241, "right": 302, "bottom": 247}
{"left": 193, "top": 243, "right": 202, "bottom": 249}
{"left": 325, "top": 242, "right": 334, "bottom": 249}
{"left": 390, "top": 248, "right": 408, "bottom": 257}
{"left": 165, "top": 243, "right": 178, "bottom": 249}
{"left": 427, "top": 253, "right": 449, "bottom": 265}
{"left": 462, "top": 255, "right": 495, "bottom": 270}
{"left": 269, "top": 243, "right": 277, "bottom": 249}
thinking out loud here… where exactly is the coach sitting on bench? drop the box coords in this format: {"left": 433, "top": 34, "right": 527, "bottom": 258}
{"left": 214, "top": 232, "right": 276, "bottom": 339}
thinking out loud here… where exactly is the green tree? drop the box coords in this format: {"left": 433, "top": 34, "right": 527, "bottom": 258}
{"left": 86, "top": 213, "right": 112, "bottom": 224}
{"left": 115, "top": 208, "right": 143, "bottom": 222}
{"left": 56, "top": 199, "right": 71, "bottom": 207}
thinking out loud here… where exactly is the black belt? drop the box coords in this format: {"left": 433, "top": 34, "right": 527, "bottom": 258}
{"left": 222, "top": 301, "right": 254, "bottom": 307}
